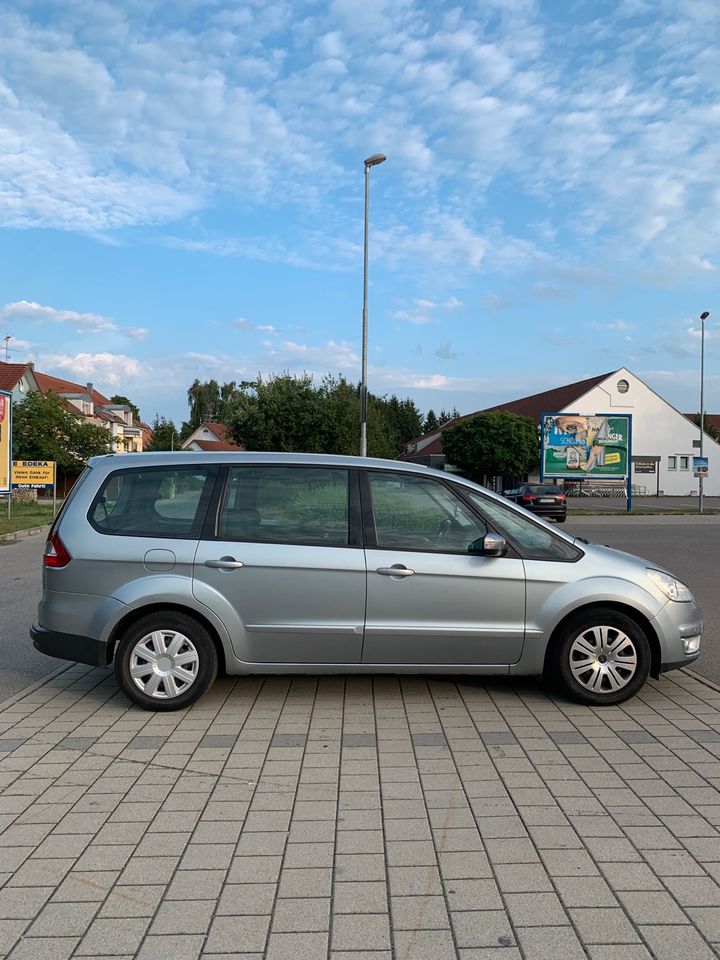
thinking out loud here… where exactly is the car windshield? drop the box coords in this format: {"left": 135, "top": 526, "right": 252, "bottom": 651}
{"left": 528, "top": 485, "right": 561, "bottom": 495}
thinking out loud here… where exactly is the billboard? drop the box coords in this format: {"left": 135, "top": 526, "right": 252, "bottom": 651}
{"left": 0, "top": 390, "right": 10, "bottom": 494}
{"left": 12, "top": 461, "right": 55, "bottom": 490}
{"left": 542, "top": 413, "right": 631, "bottom": 479}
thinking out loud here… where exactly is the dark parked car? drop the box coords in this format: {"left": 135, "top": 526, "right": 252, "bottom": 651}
{"left": 504, "top": 483, "right": 567, "bottom": 522}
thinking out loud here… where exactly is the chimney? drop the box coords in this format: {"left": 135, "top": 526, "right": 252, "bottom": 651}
{"left": 86, "top": 382, "right": 94, "bottom": 398}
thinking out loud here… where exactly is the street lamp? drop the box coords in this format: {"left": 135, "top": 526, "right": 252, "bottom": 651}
{"left": 360, "top": 153, "right": 387, "bottom": 457}
{"left": 699, "top": 310, "right": 710, "bottom": 514}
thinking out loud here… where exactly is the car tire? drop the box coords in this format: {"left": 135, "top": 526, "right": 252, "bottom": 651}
{"left": 114, "top": 611, "right": 218, "bottom": 711}
{"left": 551, "top": 607, "right": 651, "bottom": 706}
{"left": 556, "top": 516, "right": 566, "bottom": 523}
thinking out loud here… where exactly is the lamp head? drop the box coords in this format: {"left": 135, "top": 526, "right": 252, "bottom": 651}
{"left": 364, "top": 154, "right": 387, "bottom": 168}
{"left": 700, "top": 311, "right": 710, "bottom": 320}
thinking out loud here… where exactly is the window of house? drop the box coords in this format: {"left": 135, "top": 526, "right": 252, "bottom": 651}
{"left": 680, "top": 456, "right": 689, "bottom": 470}
{"left": 668, "top": 456, "right": 677, "bottom": 470}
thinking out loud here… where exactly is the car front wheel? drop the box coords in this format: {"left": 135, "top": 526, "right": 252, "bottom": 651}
{"left": 552, "top": 608, "right": 651, "bottom": 705}
{"left": 114, "top": 612, "right": 218, "bottom": 711}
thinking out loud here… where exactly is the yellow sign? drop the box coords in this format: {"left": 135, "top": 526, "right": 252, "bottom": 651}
{"left": 12, "top": 460, "right": 55, "bottom": 489}
{"left": 0, "top": 391, "right": 10, "bottom": 494}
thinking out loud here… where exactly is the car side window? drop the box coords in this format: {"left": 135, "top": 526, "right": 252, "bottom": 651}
{"left": 367, "top": 472, "right": 487, "bottom": 552}
{"left": 464, "top": 490, "right": 580, "bottom": 561}
{"left": 90, "top": 466, "right": 215, "bottom": 538}
{"left": 218, "top": 466, "right": 349, "bottom": 546}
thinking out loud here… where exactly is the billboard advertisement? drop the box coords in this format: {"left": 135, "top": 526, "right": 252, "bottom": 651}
{"left": 542, "top": 413, "right": 631, "bottom": 479}
{"left": 0, "top": 390, "right": 10, "bottom": 494}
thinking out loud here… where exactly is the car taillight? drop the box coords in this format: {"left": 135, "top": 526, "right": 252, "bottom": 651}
{"left": 557, "top": 494, "right": 566, "bottom": 501}
{"left": 520, "top": 494, "right": 536, "bottom": 503}
{"left": 43, "top": 532, "right": 71, "bottom": 568}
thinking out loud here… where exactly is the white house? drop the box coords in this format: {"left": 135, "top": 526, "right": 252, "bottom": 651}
{"left": 401, "top": 367, "right": 720, "bottom": 496}
{"left": 182, "top": 421, "right": 245, "bottom": 452}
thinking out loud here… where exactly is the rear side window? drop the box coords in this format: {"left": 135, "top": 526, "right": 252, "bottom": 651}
{"left": 90, "top": 466, "right": 216, "bottom": 538}
{"left": 218, "top": 466, "right": 349, "bottom": 546}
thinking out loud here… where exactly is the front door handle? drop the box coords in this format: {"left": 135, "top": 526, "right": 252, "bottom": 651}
{"left": 205, "top": 557, "right": 244, "bottom": 570}
{"left": 376, "top": 564, "right": 415, "bottom": 578}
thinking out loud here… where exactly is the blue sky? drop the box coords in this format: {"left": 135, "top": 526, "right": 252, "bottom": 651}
{"left": 0, "top": 0, "right": 718, "bottom": 426}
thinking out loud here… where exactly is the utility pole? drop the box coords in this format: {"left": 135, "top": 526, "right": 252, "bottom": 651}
{"left": 2, "top": 335, "right": 11, "bottom": 362}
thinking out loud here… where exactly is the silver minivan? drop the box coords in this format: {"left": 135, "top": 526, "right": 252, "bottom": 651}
{"left": 31, "top": 452, "right": 702, "bottom": 711}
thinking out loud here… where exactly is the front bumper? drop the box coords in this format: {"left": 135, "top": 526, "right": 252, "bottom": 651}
{"left": 652, "top": 597, "right": 703, "bottom": 675}
{"left": 31, "top": 624, "right": 110, "bottom": 667}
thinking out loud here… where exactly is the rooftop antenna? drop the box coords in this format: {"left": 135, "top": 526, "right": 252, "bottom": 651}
{"left": 2, "top": 335, "right": 11, "bottom": 362}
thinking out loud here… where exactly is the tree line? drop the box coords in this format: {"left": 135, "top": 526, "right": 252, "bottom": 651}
{"left": 148, "top": 375, "right": 461, "bottom": 459}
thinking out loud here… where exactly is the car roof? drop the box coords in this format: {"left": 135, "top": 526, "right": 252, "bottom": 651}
{"left": 87, "top": 451, "right": 434, "bottom": 473}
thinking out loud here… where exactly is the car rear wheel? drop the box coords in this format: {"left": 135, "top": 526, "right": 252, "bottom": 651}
{"left": 552, "top": 608, "right": 651, "bottom": 705}
{"left": 115, "top": 612, "right": 218, "bottom": 711}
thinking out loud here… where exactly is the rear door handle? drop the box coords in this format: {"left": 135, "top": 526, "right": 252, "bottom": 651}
{"left": 205, "top": 558, "right": 244, "bottom": 570}
{"left": 376, "top": 564, "right": 415, "bottom": 578}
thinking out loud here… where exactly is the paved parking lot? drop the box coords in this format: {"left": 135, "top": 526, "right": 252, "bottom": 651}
{"left": 2, "top": 667, "right": 720, "bottom": 958}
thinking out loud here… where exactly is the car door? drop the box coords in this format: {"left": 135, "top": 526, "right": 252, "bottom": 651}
{"left": 361, "top": 470, "right": 526, "bottom": 665}
{"left": 192, "top": 464, "right": 366, "bottom": 664}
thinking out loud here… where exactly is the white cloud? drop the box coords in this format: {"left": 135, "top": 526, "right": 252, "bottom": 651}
{"left": 0, "top": 300, "right": 147, "bottom": 340}
{"left": 39, "top": 352, "right": 147, "bottom": 386}
{"left": 391, "top": 295, "right": 464, "bottom": 325}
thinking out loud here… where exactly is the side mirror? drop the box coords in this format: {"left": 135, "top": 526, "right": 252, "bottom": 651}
{"left": 468, "top": 532, "right": 507, "bottom": 557}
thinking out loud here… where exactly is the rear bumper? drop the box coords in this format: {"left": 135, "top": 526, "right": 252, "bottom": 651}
{"left": 31, "top": 624, "right": 110, "bottom": 668}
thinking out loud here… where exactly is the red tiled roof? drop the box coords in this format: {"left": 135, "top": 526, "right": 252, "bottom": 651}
{"left": 480, "top": 372, "right": 614, "bottom": 421}
{"left": 684, "top": 413, "right": 720, "bottom": 435}
{"left": 34, "top": 371, "right": 112, "bottom": 406}
{"left": 0, "top": 362, "right": 32, "bottom": 392}
{"left": 199, "top": 421, "right": 236, "bottom": 444}
{"left": 401, "top": 371, "right": 616, "bottom": 461}
{"left": 192, "top": 438, "right": 246, "bottom": 452}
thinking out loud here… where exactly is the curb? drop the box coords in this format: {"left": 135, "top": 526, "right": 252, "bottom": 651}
{"left": 0, "top": 523, "right": 51, "bottom": 545}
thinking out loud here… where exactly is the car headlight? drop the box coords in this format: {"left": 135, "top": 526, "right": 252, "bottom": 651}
{"left": 647, "top": 569, "right": 694, "bottom": 602}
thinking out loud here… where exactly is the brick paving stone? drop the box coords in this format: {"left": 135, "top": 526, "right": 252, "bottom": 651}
{"left": 451, "top": 909, "right": 516, "bottom": 948}
{"left": 392, "top": 928, "right": 457, "bottom": 960}
{"left": 76, "top": 916, "right": 150, "bottom": 955}
{"left": 517, "top": 925, "right": 587, "bottom": 960}
{"left": 265, "top": 931, "right": 329, "bottom": 959}
{"left": 7, "top": 937, "right": 80, "bottom": 960}
{"left": 391, "top": 894, "right": 450, "bottom": 929}
{"left": 640, "top": 924, "right": 717, "bottom": 960}
{"left": 333, "top": 881, "right": 387, "bottom": 914}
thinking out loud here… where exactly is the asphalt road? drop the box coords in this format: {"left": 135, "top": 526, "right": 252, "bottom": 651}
{"left": 564, "top": 514, "right": 720, "bottom": 686}
{"left": 0, "top": 534, "right": 70, "bottom": 703}
{"left": 1, "top": 516, "right": 718, "bottom": 704}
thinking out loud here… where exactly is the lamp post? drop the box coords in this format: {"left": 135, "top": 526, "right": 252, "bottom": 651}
{"left": 699, "top": 311, "right": 710, "bottom": 514}
{"left": 360, "top": 153, "right": 387, "bottom": 457}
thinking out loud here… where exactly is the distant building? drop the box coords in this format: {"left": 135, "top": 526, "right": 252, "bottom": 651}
{"left": 0, "top": 361, "right": 151, "bottom": 452}
{"left": 181, "top": 421, "right": 245, "bottom": 452}
{"left": 401, "top": 367, "right": 720, "bottom": 496}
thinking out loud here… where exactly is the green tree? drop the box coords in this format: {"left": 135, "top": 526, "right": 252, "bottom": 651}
{"left": 12, "top": 391, "right": 113, "bottom": 471}
{"left": 438, "top": 407, "right": 460, "bottom": 426}
{"left": 228, "top": 373, "right": 326, "bottom": 452}
{"left": 110, "top": 395, "right": 140, "bottom": 423}
{"left": 442, "top": 412, "right": 539, "bottom": 482}
{"left": 146, "top": 414, "right": 180, "bottom": 451}
{"left": 690, "top": 413, "right": 720, "bottom": 442}
{"left": 424, "top": 409, "right": 439, "bottom": 433}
